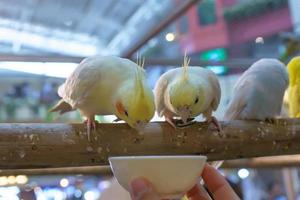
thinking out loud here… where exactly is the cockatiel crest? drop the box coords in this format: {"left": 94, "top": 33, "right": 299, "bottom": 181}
{"left": 181, "top": 52, "right": 190, "bottom": 82}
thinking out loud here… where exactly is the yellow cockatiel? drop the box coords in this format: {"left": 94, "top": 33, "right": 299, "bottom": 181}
{"left": 51, "top": 56, "right": 155, "bottom": 141}
{"left": 154, "top": 54, "right": 221, "bottom": 129}
{"left": 287, "top": 57, "right": 300, "bottom": 117}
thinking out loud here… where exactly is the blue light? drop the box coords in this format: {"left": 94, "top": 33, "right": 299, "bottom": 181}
{"left": 74, "top": 189, "right": 82, "bottom": 198}
{"left": 205, "top": 65, "right": 228, "bottom": 75}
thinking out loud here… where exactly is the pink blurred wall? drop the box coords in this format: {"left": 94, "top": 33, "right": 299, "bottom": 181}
{"left": 178, "top": 1, "right": 292, "bottom": 54}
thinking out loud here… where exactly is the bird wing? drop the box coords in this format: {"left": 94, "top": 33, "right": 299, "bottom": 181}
{"left": 60, "top": 57, "right": 103, "bottom": 107}
{"left": 224, "top": 76, "right": 251, "bottom": 120}
{"left": 208, "top": 71, "right": 221, "bottom": 111}
{"left": 57, "top": 83, "right": 66, "bottom": 98}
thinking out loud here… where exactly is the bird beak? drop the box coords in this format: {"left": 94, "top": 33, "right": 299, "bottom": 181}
{"left": 134, "top": 121, "right": 147, "bottom": 132}
{"left": 180, "top": 108, "right": 191, "bottom": 124}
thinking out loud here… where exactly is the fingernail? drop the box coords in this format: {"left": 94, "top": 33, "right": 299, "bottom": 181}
{"left": 131, "top": 178, "right": 150, "bottom": 198}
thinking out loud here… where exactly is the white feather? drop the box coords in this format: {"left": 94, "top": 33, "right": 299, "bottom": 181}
{"left": 224, "top": 58, "right": 289, "bottom": 120}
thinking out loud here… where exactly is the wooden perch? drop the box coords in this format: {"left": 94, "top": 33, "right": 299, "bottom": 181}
{"left": 223, "top": 155, "right": 300, "bottom": 169}
{"left": 3, "top": 155, "right": 300, "bottom": 176}
{"left": 0, "top": 166, "right": 112, "bottom": 176}
{"left": 0, "top": 119, "right": 299, "bottom": 169}
{"left": 2, "top": 155, "right": 300, "bottom": 176}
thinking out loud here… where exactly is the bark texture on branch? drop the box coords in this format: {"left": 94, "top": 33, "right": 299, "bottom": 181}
{"left": 0, "top": 119, "right": 298, "bottom": 169}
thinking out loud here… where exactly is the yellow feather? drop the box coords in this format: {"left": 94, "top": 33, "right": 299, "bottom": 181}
{"left": 132, "top": 54, "right": 154, "bottom": 120}
{"left": 135, "top": 54, "right": 145, "bottom": 97}
{"left": 287, "top": 56, "right": 300, "bottom": 117}
{"left": 287, "top": 56, "right": 300, "bottom": 86}
{"left": 182, "top": 51, "right": 190, "bottom": 82}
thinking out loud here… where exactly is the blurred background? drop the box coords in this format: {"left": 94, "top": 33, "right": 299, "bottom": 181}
{"left": 0, "top": 0, "right": 299, "bottom": 199}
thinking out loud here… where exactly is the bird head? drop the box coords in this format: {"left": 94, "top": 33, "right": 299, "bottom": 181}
{"left": 115, "top": 59, "right": 155, "bottom": 131}
{"left": 287, "top": 56, "right": 300, "bottom": 86}
{"left": 168, "top": 54, "right": 205, "bottom": 123}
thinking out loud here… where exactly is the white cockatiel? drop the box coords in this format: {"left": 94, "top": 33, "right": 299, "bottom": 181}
{"left": 224, "top": 58, "right": 289, "bottom": 120}
{"left": 50, "top": 56, "right": 155, "bottom": 141}
{"left": 154, "top": 55, "right": 221, "bottom": 129}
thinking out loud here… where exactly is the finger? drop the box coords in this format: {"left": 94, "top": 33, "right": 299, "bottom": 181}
{"left": 201, "top": 164, "right": 240, "bottom": 200}
{"left": 130, "top": 178, "right": 162, "bottom": 200}
{"left": 186, "top": 183, "right": 212, "bottom": 200}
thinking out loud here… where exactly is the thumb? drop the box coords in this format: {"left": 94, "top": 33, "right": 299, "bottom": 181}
{"left": 130, "top": 178, "right": 161, "bottom": 200}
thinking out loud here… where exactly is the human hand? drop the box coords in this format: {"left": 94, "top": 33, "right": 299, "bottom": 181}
{"left": 129, "top": 164, "right": 240, "bottom": 200}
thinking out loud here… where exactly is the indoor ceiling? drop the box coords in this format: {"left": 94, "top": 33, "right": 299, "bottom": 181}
{"left": 0, "top": 0, "right": 177, "bottom": 56}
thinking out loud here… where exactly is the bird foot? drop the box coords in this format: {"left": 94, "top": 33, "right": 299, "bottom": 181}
{"left": 265, "top": 117, "right": 279, "bottom": 124}
{"left": 206, "top": 116, "right": 222, "bottom": 132}
{"left": 165, "top": 117, "right": 177, "bottom": 129}
{"left": 165, "top": 116, "right": 196, "bottom": 128}
{"left": 113, "top": 117, "right": 123, "bottom": 122}
{"left": 175, "top": 118, "right": 196, "bottom": 127}
{"left": 84, "top": 118, "right": 98, "bottom": 142}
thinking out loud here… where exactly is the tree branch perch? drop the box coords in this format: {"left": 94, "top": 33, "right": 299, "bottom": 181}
{"left": 0, "top": 119, "right": 299, "bottom": 169}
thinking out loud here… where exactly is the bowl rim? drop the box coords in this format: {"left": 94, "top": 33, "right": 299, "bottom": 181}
{"left": 108, "top": 155, "right": 207, "bottom": 161}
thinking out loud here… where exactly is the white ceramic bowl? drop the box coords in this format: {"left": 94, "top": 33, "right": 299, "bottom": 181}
{"left": 109, "top": 155, "right": 207, "bottom": 199}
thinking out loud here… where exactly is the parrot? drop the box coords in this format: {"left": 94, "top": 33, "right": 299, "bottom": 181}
{"left": 50, "top": 55, "right": 155, "bottom": 141}
{"left": 224, "top": 58, "right": 289, "bottom": 121}
{"left": 217, "top": 58, "right": 289, "bottom": 169}
{"left": 154, "top": 54, "right": 221, "bottom": 130}
{"left": 287, "top": 56, "right": 300, "bottom": 118}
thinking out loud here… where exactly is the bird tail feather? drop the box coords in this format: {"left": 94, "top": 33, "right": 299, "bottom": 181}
{"left": 49, "top": 99, "right": 73, "bottom": 115}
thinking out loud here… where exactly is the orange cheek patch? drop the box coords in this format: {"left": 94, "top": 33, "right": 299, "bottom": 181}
{"left": 116, "top": 101, "right": 125, "bottom": 114}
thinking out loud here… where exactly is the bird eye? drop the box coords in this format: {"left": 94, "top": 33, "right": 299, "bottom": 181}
{"left": 194, "top": 97, "right": 199, "bottom": 104}
{"left": 124, "top": 110, "right": 129, "bottom": 117}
